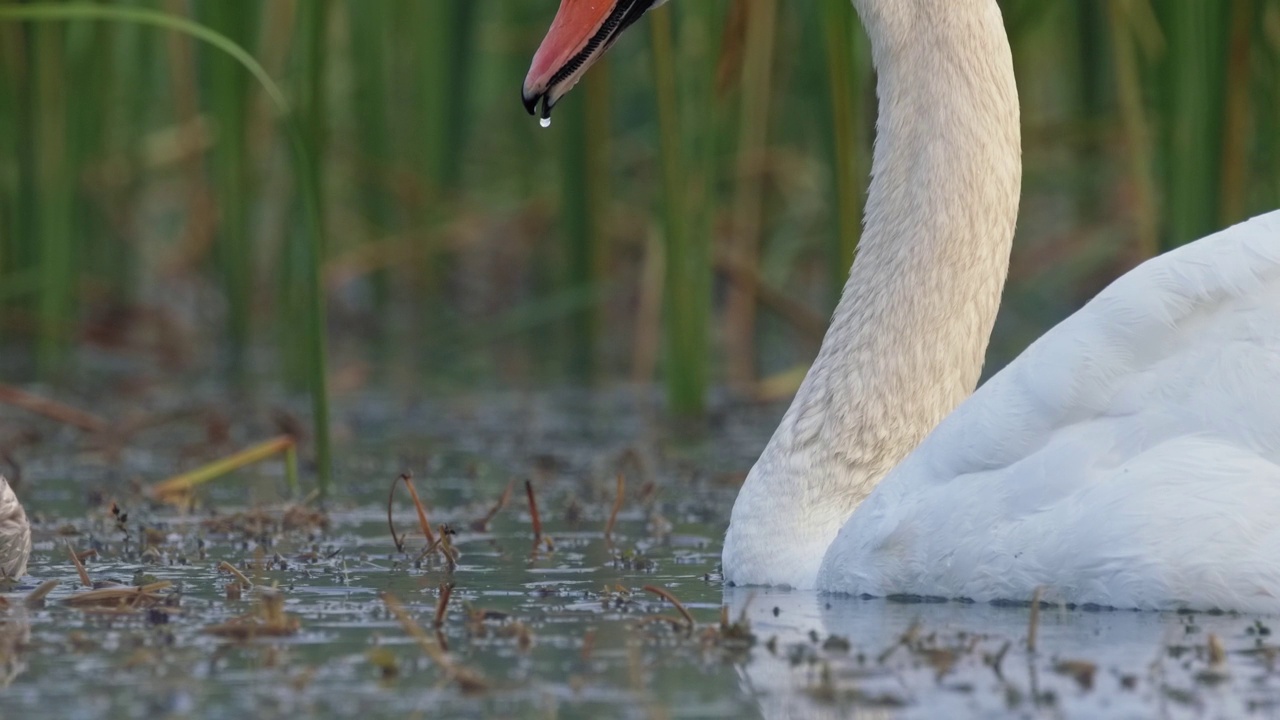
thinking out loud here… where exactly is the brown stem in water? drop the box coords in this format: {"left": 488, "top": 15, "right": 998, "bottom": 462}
{"left": 401, "top": 473, "right": 436, "bottom": 546}
{"left": 643, "top": 584, "right": 695, "bottom": 633}
{"left": 604, "top": 473, "right": 626, "bottom": 548}
{"left": 471, "top": 479, "right": 513, "bottom": 532}
{"left": 434, "top": 581, "right": 454, "bottom": 628}
{"left": 387, "top": 474, "right": 403, "bottom": 552}
{"left": 218, "top": 561, "right": 253, "bottom": 589}
{"left": 66, "top": 540, "right": 90, "bottom": 587}
{"left": 525, "top": 480, "right": 542, "bottom": 547}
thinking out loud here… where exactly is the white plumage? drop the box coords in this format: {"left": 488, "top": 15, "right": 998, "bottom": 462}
{"left": 722, "top": 0, "right": 1280, "bottom": 612}
{"left": 819, "top": 212, "right": 1280, "bottom": 611}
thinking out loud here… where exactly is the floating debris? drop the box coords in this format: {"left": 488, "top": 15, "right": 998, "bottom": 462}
{"left": 366, "top": 646, "right": 399, "bottom": 680}
{"left": 204, "top": 586, "right": 299, "bottom": 639}
{"left": 1053, "top": 659, "right": 1098, "bottom": 691}
{"left": 381, "top": 592, "right": 487, "bottom": 694}
{"left": 1197, "top": 633, "right": 1231, "bottom": 685}
{"left": 64, "top": 581, "right": 172, "bottom": 612}
{"left": 23, "top": 580, "right": 59, "bottom": 609}
{"left": 149, "top": 435, "right": 299, "bottom": 505}
{"left": 217, "top": 561, "right": 254, "bottom": 589}
{"left": 201, "top": 501, "right": 329, "bottom": 538}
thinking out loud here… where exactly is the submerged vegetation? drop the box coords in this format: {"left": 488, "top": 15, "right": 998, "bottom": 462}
{"left": 0, "top": 0, "right": 1278, "bottom": 485}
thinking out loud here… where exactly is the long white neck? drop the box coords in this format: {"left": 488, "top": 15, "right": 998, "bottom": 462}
{"left": 723, "top": 0, "right": 1021, "bottom": 588}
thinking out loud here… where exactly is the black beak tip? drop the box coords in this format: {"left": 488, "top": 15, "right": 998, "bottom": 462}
{"left": 522, "top": 89, "right": 541, "bottom": 117}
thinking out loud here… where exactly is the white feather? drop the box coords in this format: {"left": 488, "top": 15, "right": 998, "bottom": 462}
{"left": 722, "top": 0, "right": 1280, "bottom": 612}
{"left": 819, "top": 213, "right": 1280, "bottom": 612}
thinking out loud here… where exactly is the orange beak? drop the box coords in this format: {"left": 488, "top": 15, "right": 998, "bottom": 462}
{"left": 522, "top": 0, "right": 658, "bottom": 121}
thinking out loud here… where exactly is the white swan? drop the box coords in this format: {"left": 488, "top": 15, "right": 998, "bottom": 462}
{"left": 524, "top": 0, "right": 1280, "bottom": 612}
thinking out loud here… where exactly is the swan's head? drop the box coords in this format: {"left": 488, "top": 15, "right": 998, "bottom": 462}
{"left": 522, "top": 0, "right": 668, "bottom": 121}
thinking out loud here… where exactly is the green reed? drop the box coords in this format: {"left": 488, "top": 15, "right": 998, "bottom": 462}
{"left": 557, "top": 61, "right": 611, "bottom": 381}
{"left": 1107, "top": 0, "right": 1160, "bottom": 259}
{"left": 649, "top": 3, "right": 722, "bottom": 416}
{"left": 820, "top": 0, "right": 869, "bottom": 304}
{"left": 199, "top": 0, "right": 255, "bottom": 376}
{"left": 0, "top": 3, "right": 334, "bottom": 493}
{"left": 0, "top": 0, "right": 1278, "bottom": 437}
{"left": 1157, "top": 2, "right": 1230, "bottom": 248}
{"left": 346, "top": 0, "right": 394, "bottom": 312}
{"left": 33, "top": 21, "right": 73, "bottom": 375}
{"left": 724, "top": 0, "right": 778, "bottom": 389}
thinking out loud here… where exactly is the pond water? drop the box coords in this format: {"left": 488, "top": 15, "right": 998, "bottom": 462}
{"left": 1, "top": 385, "right": 1278, "bottom": 719}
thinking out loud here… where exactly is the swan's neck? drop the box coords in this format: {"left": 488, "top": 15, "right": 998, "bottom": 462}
{"left": 723, "top": 0, "right": 1021, "bottom": 588}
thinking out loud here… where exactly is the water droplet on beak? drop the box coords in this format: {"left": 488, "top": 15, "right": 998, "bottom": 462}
{"left": 539, "top": 116, "right": 552, "bottom": 129}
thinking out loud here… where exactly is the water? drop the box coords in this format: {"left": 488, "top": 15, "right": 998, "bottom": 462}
{"left": 540, "top": 116, "right": 552, "bottom": 129}
{"left": 2, "top": 385, "right": 1278, "bottom": 718}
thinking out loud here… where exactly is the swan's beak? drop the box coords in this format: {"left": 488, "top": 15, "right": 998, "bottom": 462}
{"left": 522, "top": 0, "right": 659, "bottom": 121}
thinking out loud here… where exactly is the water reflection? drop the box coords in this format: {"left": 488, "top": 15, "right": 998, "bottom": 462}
{"left": 723, "top": 585, "right": 1280, "bottom": 718}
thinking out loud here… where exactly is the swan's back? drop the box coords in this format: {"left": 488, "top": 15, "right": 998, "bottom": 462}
{"left": 819, "top": 211, "right": 1280, "bottom": 612}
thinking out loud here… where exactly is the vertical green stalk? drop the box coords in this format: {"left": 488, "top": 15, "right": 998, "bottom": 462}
{"left": 1267, "top": 4, "right": 1280, "bottom": 208}
{"left": 1107, "top": 0, "right": 1159, "bottom": 259}
{"left": 34, "top": 21, "right": 74, "bottom": 376}
{"left": 820, "top": 0, "right": 868, "bottom": 304}
{"left": 1072, "top": 0, "right": 1108, "bottom": 220}
{"left": 0, "top": 22, "right": 32, "bottom": 332}
{"left": 0, "top": 3, "right": 334, "bottom": 494}
{"left": 725, "top": 0, "right": 777, "bottom": 389}
{"left": 558, "top": 60, "right": 611, "bottom": 381}
{"left": 347, "top": 0, "right": 393, "bottom": 311}
{"left": 583, "top": 64, "right": 612, "bottom": 375}
{"left": 291, "top": 123, "right": 333, "bottom": 495}
{"left": 73, "top": 19, "right": 125, "bottom": 297}
{"left": 416, "top": 1, "right": 476, "bottom": 300}
{"left": 294, "top": 0, "right": 332, "bottom": 490}
{"left": 418, "top": 1, "right": 475, "bottom": 192}
{"left": 650, "top": 3, "right": 717, "bottom": 416}
{"left": 1159, "top": 2, "right": 1230, "bottom": 248}
{"left": 297, "top": 0, "right": 328, "bottom": 176}
{"left": 1218, "top": 0, "right": 1254, "bottom": 226}
{"left": 201, "top": 0, "right": 255, "bottom": 376}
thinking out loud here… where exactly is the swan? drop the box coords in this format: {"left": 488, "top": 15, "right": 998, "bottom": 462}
{"left": 0, "top": 477, "right": 30, "bottom": 581}
{"left": 524, "top": 0, "right": 1280, "bottom": 612}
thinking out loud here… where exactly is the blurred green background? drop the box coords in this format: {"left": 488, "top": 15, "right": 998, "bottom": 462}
{"left": 0, "top": 0, "right": 1277, "bottom": 480}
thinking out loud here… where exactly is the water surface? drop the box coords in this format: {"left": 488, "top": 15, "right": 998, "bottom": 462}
{"left": 2, "top": 386, "right": 1276, "bottom": 718}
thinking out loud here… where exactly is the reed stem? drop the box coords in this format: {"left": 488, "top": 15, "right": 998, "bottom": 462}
{"left": 0, "top": 3, "right": 334, "bottom": 494}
